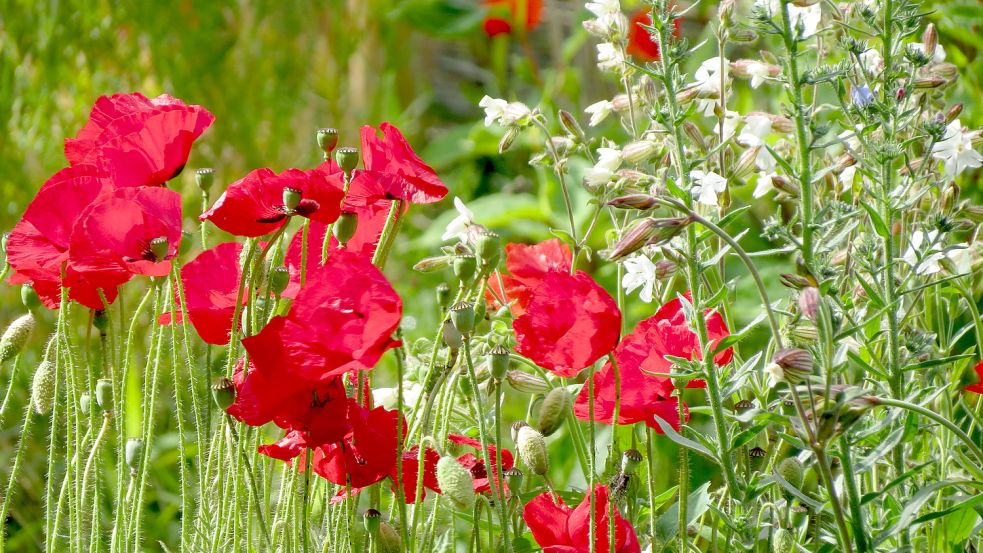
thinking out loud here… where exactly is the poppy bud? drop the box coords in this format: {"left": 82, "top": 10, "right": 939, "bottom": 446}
{"left": 453, "top": 255, "right": 478, "bottom": 283}
{"left": 125, "top": 438, "right": 144, "bottom": 472}
{"left": 798, "top": 287, "right": 820, "bottom": 322}
{"left": 450, "top": 302, "right": 476, "bottom": 335}
{"left": 773, "top": 348, "right": 814, "bottom": 384}
{"left": 436, "top": 283, "right": 452, "bottom": 309}
{"left": 335, "top": 147, "right": 360, "bottom": 174}
{"left": 504, "top": 467, "right": 524, "bottom": 495}
{"left": 30, "top": 358, "right": 55, "bottom": 415}
{"left": 20, "top": 286, "right": 41, "bottom": 311}
{"left": 776, "top": 457, "right": 805, "bottom": 490}
{"left": 269, "top": 266, "right": 290, "bottom": 296}
{"left": 516, "top": 425, "right": 549, "bottom": 475}
{"left": 93, "top": 310, "right": 109, "bottom": 334}
{"left": 476, "top": 231, "right": 502, "bottom": 267}
{"left": 282, "top": 187, "right": 302, "bottom": 212}
{"left": 363, "top": 508, "right": 382, "bottom": 535}
{"left": 1, "top": 312, "right": 35, "bottom": 363}
{"left": 537, "top": 387, "right": 570, "bottom": 437}
{"left": 458, "top": 374, "right": 474, "bottom": 397}
{"left": 608, "top": 217, "right": 691, "bottom": 261}
{"left": 377, "top": 522, "right": 402, "bottom": 553}
{"left": 436, "top": 456, "right": 475, "bottom": 510}
{"left": 510, "top": 420, "right": 529, "bottom": 444}
{"left": 80, "top": 392, "right": 91, "bottom": 413}
{"left": 316, "top": 128, "right": 339, "bottom": 157}
{"left": 95, "top": 378, "right": 113, "bottom": 411}
{"left": 195, "top": 168, "right": 215, "bottom": 193}
{"left": 442, "top": 319, "right": 463, "bottom": 351}
{"left": 506, "top": 371, "right": 549, "bottom": 394}
{"left": 621, "top": 448, "right": 643, "bottom": 475}
{"left": 772, "top": 528, "right": 795, "bottom": 553}
{"left": 333, "top": 211, "right": 358, "bottom": 247}
{"left": 489, "top": 344, "right": 511, "bottom": 381}
{"left": 608, "top": 194, "right": 658, "bottom": 210}
{"left": 211, "top": 377, "right": 236, "bottom": 411}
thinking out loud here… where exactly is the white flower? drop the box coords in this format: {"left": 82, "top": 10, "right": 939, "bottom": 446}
{"left": 442, "top": 197, "right": 476, "bottom": 242}
{"left": 586, "top": 0, "right": 621, "bottom": 18}
{"left": 788, "top": 4, "right": 821, "bottom": 39}
{"left": 479, "top": 96, "right": 508, "bottom": 127}
{"left": 838, "top": 165, "right": 857, "bottom": 192}
{"left": 903, "top": 230, "right": 944, "bottom": 275}
{"left": 912, "top": 42, "right": 946, "bottom": 64}
{"left": 690, "top": 170, "right": 728, "bottom": 206}
{"left": 764, "top": 362, "right": 784, "bottom": 387}
{"left": 745, "top": 61, "right": 771, "bottom": 88}
{"left": 622, "top": 254, "right": 658, "bottom": 303}
{"left": 692, "top": 57, "right": 730, "bottom": 117}
{"left": 721, "top": 110, "right": 741, "bottom": 142}
{"left": 931, "top": 119, "right": 983, "bottom": 177}
{"left": 479, "top": 95, "right": 531, "bottom": 127}
{"left": 753, "top": 171, "right": 775, "bottom": 198}
{"left": 946, "top": 246, "right": 971, "bottom": 275}
{"left": 859, "top": 48, "right": 883, "bottom": 73}
{"left": 740, "top": 115, "right": 777, "bottom": 172}
{"left": 585, "top": 100, "right": 614, "bottom": 127}
{"left": 596, "top": 42, "right": 626, "bottom": 72}
{"left": 374, "top": 382, "right": 423, "bottom": 411}
{"left": 585, "top": 147, "right": 623, "bottom": 187}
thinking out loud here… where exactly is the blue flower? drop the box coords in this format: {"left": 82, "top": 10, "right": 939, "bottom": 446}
{"left": 851, "top": 85, "right": 875, "bottom": 107}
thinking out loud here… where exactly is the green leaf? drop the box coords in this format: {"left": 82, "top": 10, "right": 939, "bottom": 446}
{"left": 859, "top": 202, "right": 890, "bottom": 239}
{"left": 652, "top": 416, "right": 718, "bottom": 462}
{"left": 772, "top": 471, "right": 824, "bottom": 511}
{"left": 901, "top": 353, "right": 974, "bottom": 372}
{"left": 654, "top": 482, "right": 712, "bottom": 543}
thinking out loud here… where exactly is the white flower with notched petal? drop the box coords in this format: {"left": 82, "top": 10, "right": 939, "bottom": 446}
{"left": 585, "top": 147, "right": 623, "bottom": 187}
{"left": 622, "top": 254, "right": 658, "bottom": 303}
{"left": 764, "top": 362, "right": 784, "bottom": 388}
{"left": 479, "top": 96, "right": 531, "bottom": 127}
{"left": 479, "top": 96, "right": 508, "bottom": 127}
{"left": 738, "top": 114, "right": 777, "bottom": 172}
{"left": 692, "top": 57, "right": 730, "bottom": 117}
{"left": 745, "top": 60, "right": 772, "bottom": 88}
{"left": 442, "top": 197, "right": 476, "bottom": 242}
{"left": 946, "top": 246, "right": 971, "bottom": 275}
{"left": 902, "top": 230, "right": 944, "bottom": 275}
{"left": 596, "top": 42, "right": 626, "bottom": 72}
{"left": 690, "top": 170, "right": 728, "bottom": 207}
{"left": 789, "top": 4, "right": 821, "bottom": 39}
{"left": 753, "top": 171, "right": 776, "bottom": 198}
{"left": 586, "top": 0, "right": 621, "bottom": 18}
{"left": 585, "top": 100, "right": 614, "bottom": 127}
{"left": 931, "top": 119, "right": 983, "bottom": 178}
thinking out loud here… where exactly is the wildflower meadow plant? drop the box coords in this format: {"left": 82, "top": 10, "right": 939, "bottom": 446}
{"left": 0, "top": 1, "right": 982, "bottom": 553}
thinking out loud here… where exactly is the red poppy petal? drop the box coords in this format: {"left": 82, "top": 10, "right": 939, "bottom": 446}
{"left": 522, "top": 492, "right": 573, "bottom": 547}
{"left": 359, "top": 123, "right": 447, "bottom": 204}
{"left": 181, "top": 242, "right": 244, "bottom": 345}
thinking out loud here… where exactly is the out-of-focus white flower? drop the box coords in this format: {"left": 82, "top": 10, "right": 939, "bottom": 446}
{"left": 859, "top": 48, "right": 883, "bottom": 73}
{"left": 946, "top": 246, "right": 971, "bottom": 275}
{"left": 479, "top": 96, "right": 532, "bottom": 127}
{"left": 764, "top": 362, "right": 784, "bottom": 387}
{"left": 442, "top": 197, "right": 476, "bottom": 242}
{"left": 692, "top": 57, "right": 730, "bottom": 116}
{"left": 586, "top": 0, "right": 621, "bottom": 18}
{"left": 374, "top": 382, "right": 423, "bottom": 411}
{"left": 585, "top": 147, "right": 623, "bottom": 187}
{"left": 721, "top": 110, "right": 741, "bottom": 142}
{"left": 622, "top": 254, "right": 658, "bottom": 303}
{"left": 479, "top": 96, "right": 508, "bottom": 127}
{"left": 690, "top": 170, "right": 728, "bottom": 206}
{"left": 596, "top": 42, "right": 626, "bottom": 72}
{"left": 903, "top": 230, "right": 944, "bottom": 275}
{"left": 738, "top": 114, "right": 777, "bottom": 172}
{"left": 745, "top": 60, "right": 771, "bottom": 88}
{"left": 753, "top": 171, "right": 775, "bottom": 198}
{"left": 931, "top": 119, "right": 983, "bottom": 177}
{"left": 585, "top": 100, "right": 614, "bottom": 127}
{"left": 911, "top": 42, "right": 946, "bottom": 64}
{"left": 838, "top": 165, "right": 857, "bottom": 192}
{"left": 756, "top": 0, "right": 821, "bottom": 39}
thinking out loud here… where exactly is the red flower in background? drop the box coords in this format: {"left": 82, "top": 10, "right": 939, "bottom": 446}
{"left": 69, "top": 186, "right": 183, "bottom": 290}
{"left": 6, "top": 165, "right": 117, "bottom": 309}
{"left": 626, "top": 9, "right": 681, "bottom": 63}
{"left": 242, "top": 250, "right": 402, "bottom": 384}
{"left": 483, "top": 0, "right": 544, "bottom": 37}
{"left": 523, "top": 485, "right": 641, "bottom": 553}
{"left": 177, "top": 242, "right": 244, "bottom": 345}
{"left": 359, "top": 123, "right": 448, "bottom": 204}
{"left": 201, "top": 167, "right": 344, "bottom": 237}
{"left": 448, "top": 433, "right": 515, "bottom": 494}
{"left": 965, "top": 360, "right": 983, "bottom": 394}
{"left": 65, "top": 92, "right": 214, "bottom": 187}
{"left": 574, "top": 294, "right": 732, "bottom": 431}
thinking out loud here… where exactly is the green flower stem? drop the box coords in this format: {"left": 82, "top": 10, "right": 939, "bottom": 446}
{"left": 876, "top": 396, "right": 983, "bottom": 465}
{"left": 392, "top": 331, "right": 411, "bottom": 550}
{"left": 45, "top": 287, "right": 69, "bottom": 550}
{"left": 371, "top": 199, "right": 405, "bottom": 269}
{"left": 0, "top": 404, "right": 36, "bottom": 552}
{"left": 227, "top": 420, "right": 273, "bottom": 549}
{"left": 677, "top": 381, "right": 689, "bottom": 553}
{"left": 79, "top": 412, "right": 111, "bottom": 514}
{"left": 587, "top": 363, "right": 597, "bottom": 553}
{"left": 839, "top": 434, "right": 869, "bottom": 553}
{"left": 530, "top": 118, "right": 578, "bottom": 252}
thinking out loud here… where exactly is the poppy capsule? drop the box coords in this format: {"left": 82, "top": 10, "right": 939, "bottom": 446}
{"left": 316, "top": 128, "right": 339, "bottom": 158}
{"left": 335, "top": 147, "right": 359, "bottom": 174}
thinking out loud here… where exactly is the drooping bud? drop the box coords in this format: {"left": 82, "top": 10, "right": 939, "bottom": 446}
{"left": 30, "top": 358, "right": 55, "bottom": 415}
{"left": 779, "top": 273, "right": 812, "bottom": 290}
{"left": 125, "top": 438, "right": 145, "bottom": 472}
{"left": 654, "top": 260, "right": 677, "bottom": 280}
{"left": 621, "top": 448, "right": 643, "bottom": 475}
{"left": 442, "top": 319, "right": 463, "bottom": 350}
{"left": 316, "top": 128, "right": 339, "bottom": 157}
{"left": 80, "top": 392, "right": 91, "bottom": 413}
{"left": 282, "top": 187, "right": 302, "bottom": 212}
{"left": 734, "top": 146, "right": 762, "bottom": 178}
{"left": 211, "top": 377, "right": 236, "bottom": 411}
{"left": 335, "top": 147, "right": 360, "bottom": 174}
{"left": 435, "top": 283, "right": 452, "bottom": 309}
{"left": 506, "top": 371, "right": 550, "bottom": 394}
{"left": 798, "top": 287, "right": 820, "bottom": 322}
{"left": 776, "top": 457, "right": 805, "bottom": 489}
{"left": 476, "top": 231, "right": 502, "bottom": 267}
{"left": 377, "top": 522, "right": 403, "bottom": 553}
{"left": 95, "top": 378, "right": 113, "bottom": 411}
{"left": 363, "top": 508, "right": 382, "bottom": 535}
{"left": 436, "top": 456, "right": 475, "bottom": 510}
{"left": 449, "top": 302, "right": 476, "bottom": 335}
{"left": 537, "top": 387, "right": 571, "bottom": 437}
{"left": 1, "top": 313, "right": 35, "bottom": 363}
{"left": 20, "top": 286, "right": 41, "bottom": 311}
{"left": 772, "top": 348, "right": 814, "bottom": 384}
{"left": 516, "top": 425, "right": 549, "bottom": 475}
{"left": 333, "top": 211, "right": 358, "bottom": 247}
{"left": 608, "top": 217, "right": 691, "bottom": 261}
{"left": 195, "top": 168, "right": 215, "bottom": 193}
{"left": 945, "top": 104, "right": 964, "bottom": 124}
{"left": 489, "top": 345, "right": 511, "bottom": 381}
{"left": 608, "top": 194, "right": 658, "bottom": 210}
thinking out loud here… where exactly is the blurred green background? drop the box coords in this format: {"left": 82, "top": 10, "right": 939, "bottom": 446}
{"left": 1, "top": 0, "right": 981, "bottom": 549}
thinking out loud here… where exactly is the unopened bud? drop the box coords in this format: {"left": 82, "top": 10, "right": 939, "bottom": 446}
{"left": 195, "top": 168, "right": 215, "bottom": 193}
{"left": 506, "top": 371, "right": 549, "bottom": 394}
{"left": 453, "top": 255, "right": 478, "bottom": 283}
{"left": 489, "top": 345, "right": 511, "bottom": 381}
{"left": 772, "top": 528, "right": 795, "bottom": 553}
{"left": 125, "top": 438, "right": 144, "bottom": 471}
{"left": 211, "top": 377, "right": 236, "bottom": 411}
{"left": 622, "top": 140, "right": 659, "bottom": 164}
{"left": 499, "top": 126, "right": 519, "bottom": 153}
{"left": 921, "top": 24, "right": 938, "bottom": 60}
{"left": 436, "top": 283, "right": 452, "bottom": 309}
{"left": 537, "top": 387, "right": 571, "bottom": 437}
{"left": 93, "top": 310, "right": 109, "bottom": 334}
{"left": 333, "top": 211, "right": 358, "bottom": 246}
{"left": 945, "top": 104, "right": 963, "bottom": 124}
{"left": 611, "top": 94, "right": 633, "bottom": 112}
{"left": 776, "top": 457, "right": 805, "bottom": 489}
{"left": 30, "top": 358, "right": 55, "bottom": 415}
{"left": 609, "top": 217, "right": 691, "bottom": 261}
{"left": 683, "top": 122, "right": 707, "bottom": 153}
{"left": 377, "top": 522, "right": 402, "bottom": 553}
{"left": 449, "top": 302, "right": 476, "bottom": 335}
{"left": 270, "top": 266, "right": 290, "bottom": 296}
{"left": 930, "top": 63, "right": 958, "bottom": 79}
{"left": 608, "top": 194, "right": 658, "bottom": 210}
{"left": 798, "top": 287, "right": 820, "bottom": 322}
{"left": 516, "top": 425, "right": 549, "bottom": 475}
{"left": 414, "top": 255, "right": 453, "bottom": 273}
{"left": 559, "top": 110, "right": 586, "bottom": 142}
{"left": 654, "top": 260, "right": 677, "bottom": 280}
{"left": 436, "top": 456, "right": 475, "bottom": 510}
{"left": 95, "top": 378, "right": 113, "bottom": 410}
{"left": 1, "top": 313, "right": 35, "bottom": 363}
{"left": 773, "top": 348, "right": 814, "bottom": 384}
{"left": 510, "top": 420, "right": 529, "bottom": 443}
{"left": 316, "top": 128, "right": 339, "bottom": 157}
{"left": 80, "top": 392, "right": 91, "bottom": 413}
{"left": 734, "top": 146, "right": 762, "bottom": 178}
{"left": 730, "top": 29, "right": 758, "bottom": 44}
{"left": 914, "top": 77, "right": 946, "bottom": 89}
{"left": 335, "top": 147, "right": 360, "bottom": 174}
{"left": 779, "top": 273, "right": 812, "bottom": 290}
{"left": 771, "top": 175, "right": 799, "bottom": 197}
{"left": 442, "top": 319, "right": 463, "bottom": 350}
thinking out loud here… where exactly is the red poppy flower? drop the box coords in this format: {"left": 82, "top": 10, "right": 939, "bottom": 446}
{"left": 201, "top": 167, "right": 344, "bottom": 238}
{"left": 574, "top": 294, "right": 732, "bottom": 431}
{"left": 176, "top": 242, "right": 245, "bottom": 344}
{"left": 330, "top": 442, "right": 441, "bottom": 505}
{"left": 242, "top": 250, "right": 402, "bottom": 384}
{"left": 966, "top": 360, "right": 983, "bottom": 394}
{"left": 513, "top": 270, "right": 621, "bottom": 377}
{"left": 448, "top": 433, "right": 515, "bottom": 494}
{"left": 312, "top": 401, "right": 401, "bottom": 488}
{"left": 483, "top": 0, "right": 544, "bottom": 37}
{"left": 359, "top": 123, "right": 448, "bottom": 204}
{"left": 65, "top": 92, "right": 214, "bottom": 187}
{"left": 69, "top": 186, "right": 183, "bottom": 290}
{"left": 6, "top": 165, "right": 117, "bottom": 309}
{"left": 488, "top": 238, "right": 572, "bottom": 316}
{"left": 522, "top": 485, "right": 641, "bottom": 553}
{"left": 626, "top": 9, "right": 681, "bottom": 63}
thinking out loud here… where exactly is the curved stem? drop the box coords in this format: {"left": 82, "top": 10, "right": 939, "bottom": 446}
{"left": 876, "top": 396, "right": 983, "bottom": 465}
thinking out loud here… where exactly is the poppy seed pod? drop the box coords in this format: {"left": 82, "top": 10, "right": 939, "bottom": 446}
{"left": 506, "top": 370, "right": 550, "bottom": 394}
{"left": 435, "top": 283, "right": 452, "bottom": 309}
{"left": 378, "top": 522, "right": 402, "bottom": 553}
{"left": 125, "top": 438, "right": 144, "bottom": 472}
{"left": 333, "top": 211, "right": 358, "bottom": 246}
{"left": 270, "top": 266, "right": 290, "bottom": 296}
{"left": 30, "top": 358, "right": 55, "bottom": 415}
{"left": 211, "top": 377, "right": 236, "bottom": 411}
{"left": 316, "top": 128, "right": 339, "bottom": 157}
{"left": 93, "top": 310, "right": 109, "bottom": 334}
{"left": 363, "top": 508, "right": 382, "bottom": 535}
{"left": 453, "top": 255, "right": 478, "bottom": 283}
{"left": 1, "top": 312, "right": 35, "bottom": 363}
{"left": 773, "top": 348, "right": 814, "bottom": 383}
{"left": 516, "top": 426, "right": 549, "bottom": 475}
{"left": 476, "top": 231, "right": 502, "bottom": 267}
{"left": 777, "top": 457, "right": 805, "bottom": 490}
{"left": 537, "top": 387, "right": 571, "bottom": 437}
{"left": 195, "top": 168, "right": 215, "bottom": 193}
{"left": 798, "top": 287, "right": 820, "bottom": 322}
{"left": 489, "top": 344, "right": 511, "bottom": 381}
{"left": 436, "top": 456, "right": 475, "bottom": 511}
{"left": 442, "top": 319, "right": 463, "bottom": 350}
{"left": 504, "top": 466, "right": 524, "bottom": 495}
{"left": 281, "top": 187, "right": 302, "bottom": 212}
{"left": 335, "top": 147, "right": 360, "bottom": 174}
{"left": 20, "top": 285, "right": 41, "bottom": 311}
{"left": 621, "top": 448, "right": 643, "bottom": 475}
{"left": 95, "top": 378, "right": 113, "bottom": 411}
{"left": 449, "top": 302, "right": 476, "bottom": 335}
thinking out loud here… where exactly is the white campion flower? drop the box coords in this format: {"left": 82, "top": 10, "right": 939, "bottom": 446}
{"left": 745, "top": 60, "right": 771, "bottom": 88}
{"left": 738, "top": 114, "right": 777, "bottom": 172}
{"left": 596, "top": 42, "right": 626, "bottom": 72}
{"left": 946, "top": 246, "right": 971, "bottom": 275}
{"left": 764, "top": 362, "right": 784, "bottom": 388}
{"left": 692, "top": 57, "right": 730, "bottom": 117}
{"left": 622, "top": 254, "right": 658, "bottom": 303}
{"left": 585, "top": 147, "right": 623, "bottom": 187}
{"left": 911, "top": 42, "right": 946, "bottom": 64}
{"left": 902, "top": 230, "right": 944, "bottom": 275}
{"left": 442, "top": 197, "right": 476, "bottom": 242}
{"left": 931, "top": 119, "right": 983, "bottom": 177}
{"left": 690, "top": 170, "right": 728, "bottom": 206}
{"left": 374, "top": 382, "right": 423, "bottom": 411}
{"left": 586, "top": 0, "right": 621, "bottom": 17}
{"left": 479, "top": 95, "right": 532, "bottom": 127}
{"left": 585, "top": 100, "right": 614, "bottom": 127}
{"left": 754, "top": 0, "right": 821, "bottom": 39}
{"left": 859, "top": 48, "right": 884, "bottom": 73}
{"left": 838, "top": 165, "right": 857, "bottom": 192}
{"left": 753, "top": 171, "right": 775, "bottom": 198}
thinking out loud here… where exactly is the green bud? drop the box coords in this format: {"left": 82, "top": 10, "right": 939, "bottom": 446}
{"left": 270, "top": 266, "right": 290, "bottom": 296}
{"left": 1, "top": 312, "right": 35, "bottom": 363}
{"left": 211, "top": 377, "right": 236, "bottom": 411}
{"left": 335, "top": 147, "right": 360, "bottom": 174}
{"left": 772, "top": 528, "right": 795, "bottom": 553}
{"left": 777, "top": 457, "right": 805, "bottom": 490}
{"left": 449, "top": 302, "right": 475, "bottom": 335}
{"left": 282, "top": 187, "right": 302, "bottom": 212}
{"left": 457, "top": 374, "right": 474, "bottom": 397}
{"left": 125, "top": 438, "right": 144, "bottom": 471}
{"left": 436, "top": 283, "right": 452, "bottom": 309}
{"left": 21, "top": 285, "right": 41, "bottom": 311}
{"left": 80, "top": 392, "right": 91, "bottom": 413}
{"left": 363, "top": 508, "right": 382, "bottom": 535}
{"left": 453, "top": 255, "right": 478, "bottom": 283}
{"left": 95, "top": 378, "right": 113, "bottom": 410}
{"left": 537, "top": 387, "right": 570, "bottom": 437}
{"left": 377, "top": 522, "right": 403, "bottom": 553}
{"left": 772, "top": 349, "right": 814, "bottom": 384}
{"left": 476, "top": 231, "right": 502, "bottom": 267}
{"left": 442, "top": 319, "right": 463, "bottom": 351}
{"left": 436, "top": 456, "right": 475, "bottom": 510}
{"left": 316, "top": 128, "right": 339, "bottom": 157}
{"left": 506, "top": 370, "right": 550, "bottom": 394}
{"left": 489, "top": 345, "right": 511, "bottom": 381}
{"left": 516, "top": 425, "right": 549, "bottom": 475}
{"left": 334, "top": 211, "right": 358, "bottom": 246}
{"left": 195, "top": 168, "right": 215, "bottom": 193}
{"left": 30, "top": 358, "right": 55, "bottom": 415}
